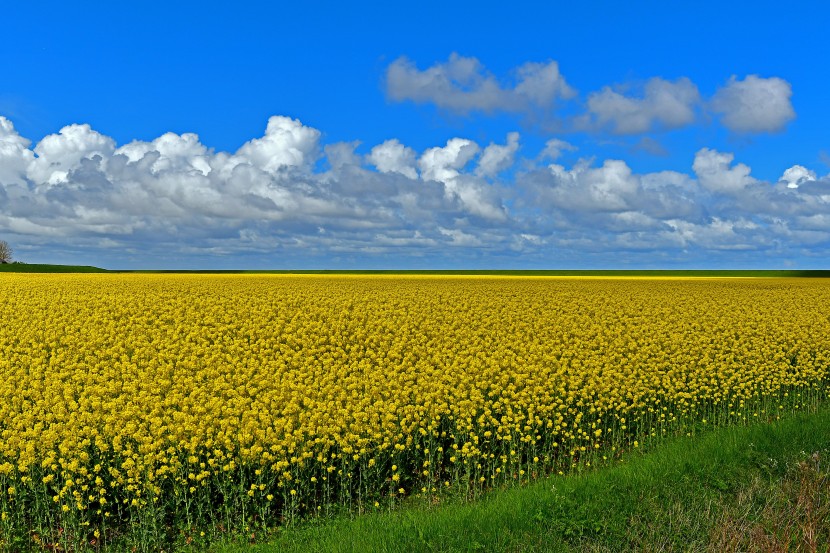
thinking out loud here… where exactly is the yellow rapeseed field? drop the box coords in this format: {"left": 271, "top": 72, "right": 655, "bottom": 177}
{"left": 1, "top": 274, "right": 828, "bottom": 549}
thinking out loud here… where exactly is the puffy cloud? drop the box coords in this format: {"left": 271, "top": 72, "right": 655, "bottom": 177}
{"left": 0, "top": 116, "right": 34, "bottom": 185}
{"left": 512, "top": 61, "right": 576, "bottom": 105}
{"left": 692, "top": 148, "right": 757, "bottom": 193}
{"left": 115, "top": 132, "right": 212, "bottom": 175}
{"left": 438, "top": 227, "right": 483, "bottom": 247}
{"left": 662, "top": 217, "right": 762, "bottom": 251}
{"left": 417, "top": 138, "right": 509, "bottom": 221}
{"left": 418, "top": 138, "right": 480, "bottom": 183}
{"left": 385, "top": 53, "right": 575, "bottom": 116}
{"left": 386, "top": 53, "right": 797, "bottom": 141}
{"left": 29, "top": 123, "right": 116, "bottom": 185}
{"left": 779, "top": 165, "right": 816, "bottom": 189}
{"left": 640, "top": 170, "right": 695, "bottom": 191}
{"left": 539, "top": 138, "right": 577, "bottom": 161}
{"left": 518, "top": 159, "right": 704, "bottom": 245}
{"left": 234, "top": 115, "right": 321, "bottom": 173}
{"left": 710, "top": 75, "right": 795, "bottom": 133}
{"left": 445, "top": 175, "right": 508, "bottom": 222}
{"left": 385, "top": 54, "right": 798, "bottom": 142}
{"left": 584, "top": 77, "right": 701, "bottom": 134}
{"left": 476, "top": 132, "right": 520, "bottom": 177}
{"left": 324, "top": 141, "right": 362, "bottom": 170}
{"left": 367, "top": 139, "right": 418, "bottom": 179}
{"left": 545, "top": 159, "right": 643, "bottom": 212}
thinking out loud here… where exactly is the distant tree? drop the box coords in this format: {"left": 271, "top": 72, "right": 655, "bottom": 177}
{"left": 0, "top": 240, "right": 12, "bottom": 264}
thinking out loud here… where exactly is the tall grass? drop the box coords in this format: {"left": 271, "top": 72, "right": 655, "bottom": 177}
{"left": 219, "top": 404, "right": 830, "bottom": 552}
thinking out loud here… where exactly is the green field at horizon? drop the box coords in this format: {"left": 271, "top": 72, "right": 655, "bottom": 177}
{"left": 3, "top": 263, "right": 830, "bottom": 277}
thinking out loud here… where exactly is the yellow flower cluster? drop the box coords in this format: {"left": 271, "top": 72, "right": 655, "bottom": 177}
{"left": 0, "top": 274, "right": 828, "bottom": 547}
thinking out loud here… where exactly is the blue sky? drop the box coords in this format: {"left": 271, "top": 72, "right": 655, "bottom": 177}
{"left": 1, "top": 1, "right": 828, "bottom": 269}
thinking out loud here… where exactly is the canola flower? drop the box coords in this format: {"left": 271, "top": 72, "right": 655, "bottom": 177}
{"left": 0, "top": 274, "right": 828, "bottom": 550}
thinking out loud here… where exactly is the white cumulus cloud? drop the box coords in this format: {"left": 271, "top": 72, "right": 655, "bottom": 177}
{"left": 692, "top": 148, "right": 757, "bottom": 193}
{"left": 584, "top": 77, "right": 701, "bottom": 134}
{"left": 512, "top": 61, "right": 576, "bottom": 105}
{"left": 0, "top": 116, "right": 34, "bottom": 185}
{"left": 546, "top": 159, "right": 642, "bottom": 212}
{"left": 417, "top": 138, "right": 509, "bottom": 221}
{"left": 418, "top": 138, "right": 480, "bottom": 184}
{"left": 367, "top": 139, "right": 418, "bottom": 179}
{"left": 115, "top": 132, "right": 212, "bottom": 175}
{"left": 779, "top": 165, "right": 816, "bottom": 189}
{"left": 234, "top": 115, "right": 321, "bottom": 174}
{"left": 710, "top": 75, "right": 795, "bottom": 133}
{"left": 476, "top": 132, "right": 520, "bottom": 177}
{"left": 385, "top": 53, "right": 575, "bottom": 116}
{"left": 540, "top": 138, "right": 577, "bottom": 161}
{"left": 324, "top": 141, "right": 362, "bottom": 170}
{"left": 385, "top": 54, "right": 798, "bottom": 141}
{"left": 29, "top": 123, "right": 116, "bottom": 186}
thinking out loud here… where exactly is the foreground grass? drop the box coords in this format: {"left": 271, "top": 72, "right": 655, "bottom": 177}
{"left": 217, "top": 408, "right": 830, "bottom": 553}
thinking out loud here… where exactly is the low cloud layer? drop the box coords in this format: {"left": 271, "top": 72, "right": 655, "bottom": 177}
{"left": 1, "top": 115, "right": 828, "bottom": 268}
{"left": 386, "top": 55, "right": 796, "bottom": 137}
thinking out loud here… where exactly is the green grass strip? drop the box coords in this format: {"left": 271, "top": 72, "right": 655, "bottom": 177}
{"left": 116, "top": 269, "right": 830, "bottom": 276}
{"left": 216, "top": 407, "right": 830, "bottom": 552}
{"left": 5, "top": 263, "right": 830, "bottom": 277}
{"left": 0, "top": 263, "right": 109, "bottom": 273}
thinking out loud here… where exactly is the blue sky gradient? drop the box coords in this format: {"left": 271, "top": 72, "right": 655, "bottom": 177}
{"left": 1, "top": 1, "right": 828, "bottom": 269}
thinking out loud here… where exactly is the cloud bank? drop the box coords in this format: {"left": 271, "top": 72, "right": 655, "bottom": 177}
{"left": 1, "top": 115, "right": 828, "bottom": 268}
